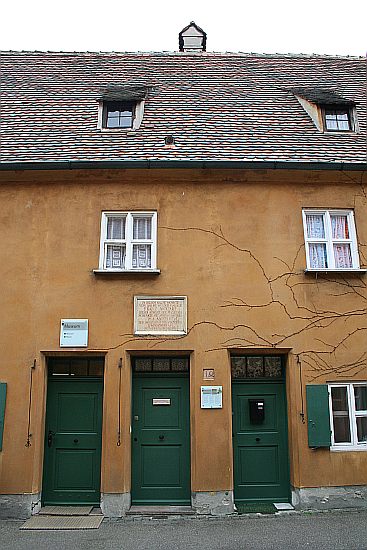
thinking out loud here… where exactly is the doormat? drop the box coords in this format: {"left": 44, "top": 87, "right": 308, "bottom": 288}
{"left": 236, "top": 502, "right": 277, "bottom": 515}
{"left": 20, "top": 515, "right": 103, "bottom": 530}
{"left": 39, "top": 506, "right": 93, "bottom": 516}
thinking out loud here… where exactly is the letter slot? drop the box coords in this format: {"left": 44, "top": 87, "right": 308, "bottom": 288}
{"left": 249, "top": 399, "right": 265, "bottom": 423}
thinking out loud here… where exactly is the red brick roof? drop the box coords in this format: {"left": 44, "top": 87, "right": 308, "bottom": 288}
{"left": 1, "top": 51, "right": 366, "bottom": 165}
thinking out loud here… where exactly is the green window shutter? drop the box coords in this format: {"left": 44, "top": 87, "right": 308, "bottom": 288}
{"left": 0, "top": 383, "right": 7, "bottom": 451}
{"left": 306, "top": 384, "right": 331, "bottom": 447}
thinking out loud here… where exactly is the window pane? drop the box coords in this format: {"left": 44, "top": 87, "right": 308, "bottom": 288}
{"left": 88, "top": 359, "right": 104, "bottom": 376}
{"left": 134, "top": 358, "right": 152, "bottom": 372}
{"left": 171, "top": 358, "right": 189, "bottom": 372}
{"left": 306, "top": 215, "right": 325, "bottom": 238}
{"left": 118, "top": 115, "right": 133, "bottom": 128}
{"left": 264, "top": 356, "right": 282, "bottom": 377}
{"left": 331, "top": 386, "right": 351, "bottom": 443}
{"left": 354, "top": 387, "right": 367, "bottom": 411}
{"left": 107, "top": 115, "right": 120, "bottom": 128}
{"left": 247, "top": 357, "right": 264, "bottom": 378}
{"left": 356, "top": 417, "right": 367, "bottom": 443}
{"left": 331, "top": 386, "right": 349, "bottom": 411}
{"left": 132, "top": 244, "right": 151, "bottom": 268}
{"left": 333, "top": 244, "right": 352, "bottom": 268}
{"left": 325, "top": 118, "right": 338, "bottom": 130}
{"left": 331, "top": 215, "right": 349, "bottom": 239}
{"left": 107, "top": 217, "right": 125, "bottom": 240}
{"left": 308, "top": 243, "right": 328, "bottom": 268}
{"left": 152, "top": 358, "right": 170, "bottom": 372}
{"left": 231, "top": 357, "right": 247, "bottom": 378}
{"left": 106, "top": 244, "right": 126, "bottom": 268}
{"left": 333, "top": 416, "right": 351, "bottom": 443}
{"left": 133, "top": 217, "right": 152, "bottom": 239}
{"left": 338, "top": 119, "right": 350, "bottom": 131}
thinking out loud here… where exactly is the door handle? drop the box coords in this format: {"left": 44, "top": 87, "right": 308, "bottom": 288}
{"left": 47, "top": 430, "right": 54, "bottom": 448}
{"left": 159, "top": 435, "right": 165, "bottom": 440}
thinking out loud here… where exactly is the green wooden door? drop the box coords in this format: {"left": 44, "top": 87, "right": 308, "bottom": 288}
{"left": 132, "top": 376, "right": 190, "bottom": 505}
{"left": 42, "top": 379, "right": 103, "bottom": 506}
{"left": 232, "top": 382, "right": 289, "bottom": 503}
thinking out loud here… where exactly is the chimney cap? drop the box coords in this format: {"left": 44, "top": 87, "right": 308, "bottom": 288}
{"left": 179, "top": 21, "right": 207, "bottom": 52}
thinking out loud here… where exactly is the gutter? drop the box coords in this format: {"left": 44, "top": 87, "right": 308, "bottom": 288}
{"left": 0, "top": 160, "right": 366, "bottom": 171}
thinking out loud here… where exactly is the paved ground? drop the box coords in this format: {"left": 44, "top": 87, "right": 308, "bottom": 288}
{"left": 1, "top": 509, "right": 367, "bottom": 550}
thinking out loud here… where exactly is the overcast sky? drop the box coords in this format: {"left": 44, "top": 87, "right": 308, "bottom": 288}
{"left": 1, "top": 0, "right": 366, "bottom": 56}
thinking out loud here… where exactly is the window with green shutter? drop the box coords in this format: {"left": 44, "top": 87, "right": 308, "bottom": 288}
{"left": 0, "top": 383, "right": 7, "bottom": 451}
{"left": 306, "top": 384, "right": 331, "bottom": 447}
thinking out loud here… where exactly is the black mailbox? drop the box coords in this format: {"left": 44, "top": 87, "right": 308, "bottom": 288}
{"left": 249, "top": 399, "right": 265, "bottom": 423}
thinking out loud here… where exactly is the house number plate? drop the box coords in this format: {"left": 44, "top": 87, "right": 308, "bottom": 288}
{"left": 153, "top": 398, "right": 171, "bottom": 405}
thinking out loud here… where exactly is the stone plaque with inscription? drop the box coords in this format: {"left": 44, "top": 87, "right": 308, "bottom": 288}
{"left": 134, "top": 296, "right": 187, "bottom": 335}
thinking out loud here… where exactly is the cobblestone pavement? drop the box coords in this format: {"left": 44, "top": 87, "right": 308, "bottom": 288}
{"left": 1, "top": 509, "right": 367, "bottom": 550}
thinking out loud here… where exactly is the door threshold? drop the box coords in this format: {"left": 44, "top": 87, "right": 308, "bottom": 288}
{"left": 127, "top": 505, "right": 195, "bottom": 516}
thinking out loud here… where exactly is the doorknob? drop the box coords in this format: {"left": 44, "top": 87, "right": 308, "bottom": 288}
{"left": 255, "top": 437, "right": 261, "bottom": 442}
{"left": 159, "top": 435, "right": 165, "bottom": 440}
{"left": 73, "top": 439, "right": 79, "bottom": 444}
{"left": 47, "top": 430, "right": 54, "bottom": 448}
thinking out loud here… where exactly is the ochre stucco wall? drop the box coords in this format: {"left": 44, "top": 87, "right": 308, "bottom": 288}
{"left": 0, "top": 167, "right": 366, "bottom": 497}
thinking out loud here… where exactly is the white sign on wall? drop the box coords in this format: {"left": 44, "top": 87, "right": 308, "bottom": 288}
{"left": 134, "top": 296, "right": 187, "bottom": 335}
{"left": 201, "top": 386, "right": 223, "bottom": 409}
{"left": 60, "top": 319, "right": 88, "bottom": 347}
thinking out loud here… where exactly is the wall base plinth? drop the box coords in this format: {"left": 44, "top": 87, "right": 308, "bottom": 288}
{"left": 292, "top": 486, "right": 367, "bottom": 510}
{"left": 101, "top": 492, "right": 131, "bottom": 517}
{"left": 0, "top": 493, "right": 41, "bottom": 519}
{"left": 192, "top": 490, "right": 234, "bottom": 516}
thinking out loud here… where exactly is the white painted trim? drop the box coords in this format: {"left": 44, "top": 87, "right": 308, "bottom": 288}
{"left": 302, "top": 209, "right": 360, "bottom": 270}
{"left": 329, "top": 382, "right": 367, "bottom": 451}
{"left": 98, "top": 211, "right": 157, "bottom": 271}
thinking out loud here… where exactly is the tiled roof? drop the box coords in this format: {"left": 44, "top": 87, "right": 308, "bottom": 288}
{"left": 1, "top": 51, "right": 366, "bottom": 165}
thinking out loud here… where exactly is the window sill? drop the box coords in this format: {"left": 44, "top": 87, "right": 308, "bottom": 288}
{"left": 330, "top": 446, "right": 367, "bottom": 452}
{"left": 304, "top": 269, "right": 367, "bottom": 274}
{"left": 93, "top": 269, "right": 160, "bottom": 275}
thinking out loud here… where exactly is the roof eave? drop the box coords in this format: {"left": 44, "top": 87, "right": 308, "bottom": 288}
{"left": 0, "top": 160, "right": 366, "bottom": 171}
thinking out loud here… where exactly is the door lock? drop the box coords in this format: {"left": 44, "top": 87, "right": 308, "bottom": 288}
{"left": 73, "top": 439, "right": 79, "bottom": 444}
{"left": 159, "top": 435, "right": 165, "bottom": 440}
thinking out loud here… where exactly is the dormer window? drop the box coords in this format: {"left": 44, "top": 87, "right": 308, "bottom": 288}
{"left": 97, "top": 85, "right": 148, "bottom": 131}
{"left": 103, "top": 101, "right": 134, "bottom": 129}
{"left": 323, "top": 107, "right": 352, "bottom": 132}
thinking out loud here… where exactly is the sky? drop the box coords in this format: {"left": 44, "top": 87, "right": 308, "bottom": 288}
{"left": 1, "top": 0, "right": 366, "bottom": 56}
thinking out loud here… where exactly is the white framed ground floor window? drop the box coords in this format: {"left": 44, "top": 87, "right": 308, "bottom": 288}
{"left": 329, "top": 383, "right": 367, "bottom": 451}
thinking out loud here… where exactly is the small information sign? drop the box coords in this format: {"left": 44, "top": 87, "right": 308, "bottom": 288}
{"left": 201, "top": 386, "right": 223, "bottom": 409}
{"left": 60, "top": 319, "right": 88, "bottom": 347}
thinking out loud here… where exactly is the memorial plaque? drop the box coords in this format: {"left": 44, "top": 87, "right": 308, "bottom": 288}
{"left": 134, "top": 296, "right": 187, "bottom": 335}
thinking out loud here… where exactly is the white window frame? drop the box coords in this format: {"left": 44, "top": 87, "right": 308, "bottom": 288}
{"left": 329, "top": 382, "right": 367, "bottom": 451}
{"left": 98, "top": 211, "right": 157, "bottom": 272}
{"left": 302, "top": 209, "right": 360, "bottom": 271}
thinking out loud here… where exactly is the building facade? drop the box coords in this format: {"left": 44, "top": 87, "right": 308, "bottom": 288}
{"left": 1, "top": 28, "right": 367, "bottom": 518}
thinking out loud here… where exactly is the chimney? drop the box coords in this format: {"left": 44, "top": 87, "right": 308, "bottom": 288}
{"left": 179, "top": 22, "right": 207, "bottom": 52}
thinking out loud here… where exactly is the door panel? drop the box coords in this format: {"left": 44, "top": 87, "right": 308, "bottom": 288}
{"left": 42, "top": 379, "right": 103, "bottom": 506}
{"left": 232, "top": 382, "right": 289, "bottom": 503}
{"left": 132, "top": 376, "right": 190, "bottom": 505}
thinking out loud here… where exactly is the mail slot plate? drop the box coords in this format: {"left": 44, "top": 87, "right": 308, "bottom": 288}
{"left": 152, "top": 398, "right": 171, "bottom": 405}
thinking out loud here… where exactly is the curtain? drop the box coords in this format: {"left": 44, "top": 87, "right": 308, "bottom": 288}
{"left": 309, "top": 243, "right": 327, "bottom": 268}
{"left": 331, "top": 215, "right": 349, "bottom": 239}
{"left": 106, "top": 245, "right": 125, "bottom": 268}
{"left": 107, "top": 217, "right": 125, "bottom": 240}
{"left": 334, "top": 244, "right": 352, "bottom": 268}
{"left": 306, "top": 214, "right": 325, "bottom": 238}
{"left": 132, "top": 244, "right": 151, "bottom": 268}
{"left": 133, "top": 217, "right": 151, "bottom": 240}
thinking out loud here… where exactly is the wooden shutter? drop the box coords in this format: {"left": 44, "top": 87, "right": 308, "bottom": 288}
{"left": 0, "top": 383, "right": 7, "bottom": 451}
{"left": 306, "top": 384, "right": 331, "bottom": 447}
